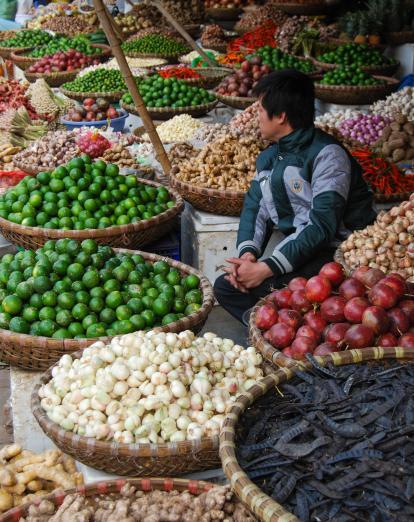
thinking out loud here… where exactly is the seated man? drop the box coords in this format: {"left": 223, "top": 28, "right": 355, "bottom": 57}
{"left": 214, "top": 70, "right": 376, "bottom": 323}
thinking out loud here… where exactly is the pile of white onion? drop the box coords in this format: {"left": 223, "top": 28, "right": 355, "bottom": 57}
{"left": 341, "top": 195, "right": 414, "bottom": 277}
{"left": 39, "top": 330, "right": 263, "bottom": 444}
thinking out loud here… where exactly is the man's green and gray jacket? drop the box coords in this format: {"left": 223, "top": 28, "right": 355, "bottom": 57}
{"left": 237, "top": 126, "right": 376, "bottom": 276}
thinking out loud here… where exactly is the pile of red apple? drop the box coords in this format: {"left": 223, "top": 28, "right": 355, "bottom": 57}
{"left": 215, "top": 58, "right": 270, "bottom": 98}
{"left": 65, "top": 98, "right": 120, "bottom": 123}
{"left": 255, "top": 262, "right": 414, "bottom": 360}
{"left": 27, "top": 50, "right": 101, "bottom": 74}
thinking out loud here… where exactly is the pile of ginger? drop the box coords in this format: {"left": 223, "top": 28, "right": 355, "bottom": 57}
{"left": 0, "top": 444, "right": 83, "bottom": 513}
{"left": 20, "top": 483, "right": 257, "bottom": 521}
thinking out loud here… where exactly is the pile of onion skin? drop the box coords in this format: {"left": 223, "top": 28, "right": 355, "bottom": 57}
{"left": 255, "top": 261, "right": 414, "bottom": 360}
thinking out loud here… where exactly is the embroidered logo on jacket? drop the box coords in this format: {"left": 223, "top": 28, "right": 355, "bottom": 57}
{"left": 290, "top": 178, "right": 303, "bottom": 193}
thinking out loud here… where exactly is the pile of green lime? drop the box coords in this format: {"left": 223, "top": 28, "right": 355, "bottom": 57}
{"left": 0, "top": 156, "right": 175, "bottom": 230}
{"left": 319, "top": 64, "right": 386, "bottom": 86}
{"left": 318, "top": 43, "right": 395, "bottom": 68}
{"left": 122, "top": 75, "right": 215, "bottom": 109}
{"left": 0, "top": 30, "right": 53, "bottom": 49}
{"left": 27, "top": 35, "right": 102, "bottom": 58}
{"left": 62, "top": 69, "right": 129, "bottom": 94}
{"left": 121, "top": 34, "right": 189, "bottom": 56}
{"left": 0, "top": 238, "right": 202, "bottom": 338}
{"left": 253, "top": 46, "right": 315, "bottom": 74}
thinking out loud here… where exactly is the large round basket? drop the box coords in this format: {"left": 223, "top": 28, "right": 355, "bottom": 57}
{"left": 0, "top": 178, "right": 184, "bottom": 250}
{"left": 314, "top": 76, "right": 399, "bottom": 105}
{"left": 0, "top": 248, "right": 214, "bottom": 371}
{"left": 0, "top": 477, "right": 223, "bottom": 521}
{"left": 269, "top": 0, "right": 335, "bottom": 15}
{"left": 249, "top": 297, "right": 297, "bottom": 369}
{"left": 10, "top": 43, "right": 111, "bottom": 71}
{"left": 59, "top": 86, "right": 126, "bottom": 103}
{"left": 32, "top": 350, "right": 221, "bottom": 475}
{"left": 123, "top": 50, "right": 189, "bottom": 62}
{"left": 219, "top": 346, "right": 414, "bottom": 522}
{"left": 312, "top": 57, "right": 400, "bottom": 77}
{"left": 384, "top": 30, "right": 414, "bottom": 45}
{"left": 121, "top": 99, "right": 218, "bottom": 121}
{"left": 170, "top": 173, "right": 246, "bottom": 217}
{"left": 24, "top": 68, "right": 79, "bottom": 87}
{"left": 0, "top": 44, "right": 31, "bottom": 60}
{"left": 206, "top": 7, "right": 242, "bottom": 20}
{"left": 215, "top": 92, "right": 257, "bottom": 110}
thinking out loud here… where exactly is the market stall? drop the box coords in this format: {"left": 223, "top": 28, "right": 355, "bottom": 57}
{"left": 1, "top": 0, "right": 414, "bottom": 519}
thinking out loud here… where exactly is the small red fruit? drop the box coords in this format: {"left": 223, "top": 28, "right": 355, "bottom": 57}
{"left": 398, "top": 332, "right": 414, "bottom": 348}
{"left": 343, "top": 324, "right": 375, "bottom": 349}
{"left": 304, "top": 311, "right": 327, "bottom": 332}
{"left": 368, "top": 283, "right": 399, "bottom": 309}
{"left": 398, "top": 299, "right": 414, "bottom": 324}
{"left": 291, "top": 336, "right": 316, "bottom": 360}
{"left": 314, "top": 342, "right": 339, "bottom": 356}
{"left": 319, "top": 262, "right": 345, "bottom": 286}
{"left": 272, "top": 288, "right": 292, "bottom": 309}
{"left": 297, "top": 325, "right": 320, "bottom": 342}
{"left": 381, "top": 275, "right": 406, "bottom": 299}
{"left": 305, "top": 275, "right": 332, "bottom": 303}
{"left": 388, "top": 308, "right": 410, "bottom": 336}
{"left": 361, "top": 306, "right": 389, "bottom": 334}
{"left": 288, "top": 277, "right": 307, "bottom": 292}
{"left": 289, "top": 290, "right": 312, "bottom": 313}
{"left": 255, "top": 303, "right": 278, "bottom": 330}
{"left": 278, "top": 309, "right": 302, "bottom": 330}
{"left": 343, "top": 297, "right": 370, "bottom": 323}
{"left": 338, "top": 278, "right": 366, "bottom": 300}
{"left": 320, "top": 296, "right": 347, "bottom": 323}
{"left": 268, "top": 322, "right": 296, "bottom": 349}
{"left": 324, "top": 322, "right": 351, "bottom": 344}
{"left": 377, "top": 333, "right": 398, "bottom": 347}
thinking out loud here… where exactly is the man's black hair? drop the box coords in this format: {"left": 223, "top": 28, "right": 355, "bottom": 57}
{"left": 253, "top": 70, "right": 315, "bottom": 129}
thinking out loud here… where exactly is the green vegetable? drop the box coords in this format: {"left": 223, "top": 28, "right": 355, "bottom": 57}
{"left": 0, "top": 29, "right": 53, "bottom": 48}
{"left": 62, "top": 69, "right": 132, "bottom": 93}
{"left": 122, "top": 34, "right": 189, "bottom": 56}
{"left": 318, "top": 43, "right": 395, "bottom": 68}
{"left": 0, "top": 155, "right": 174, "bottom": 230}
{"left": 253, "top": 45, "right": 315, "bottom": 74}
{"left": 0, "top": 238, "right": 201, "bottom": 338}
{"left": 27, "top": 35, "right": 102, "bottom": 58}
{"left": 122, "top": 74, "right": 215, "bottom": 108}
{"left": 320, "top": 64, "right": 386, "bottom": 86}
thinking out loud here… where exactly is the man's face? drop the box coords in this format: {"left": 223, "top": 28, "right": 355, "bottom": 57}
{"left": 257, "top": 100, "right": 286, "bottom": 141}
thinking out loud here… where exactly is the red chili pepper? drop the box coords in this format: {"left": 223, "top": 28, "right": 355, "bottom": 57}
{"left": 228, "top": 21, "right": 278, "bottom": 53}
{"left": 158, "top": 66, "right": 201, "bottom": 80}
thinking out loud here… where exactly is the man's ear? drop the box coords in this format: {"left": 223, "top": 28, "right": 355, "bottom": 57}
{"left": 273, "top": 112, "right": 287, "bottom": 125}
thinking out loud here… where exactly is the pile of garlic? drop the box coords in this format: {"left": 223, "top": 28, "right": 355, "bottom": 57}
{"left": 371, "top": 86, "right": 414, "bottom": 120}
{"left": 39, "top": 330, "right": 263, "bottom": 444}
{"left": 142, "top": 114, "right": 205, "bottom": 143}
{"left": 315, "top": 109, "right": 362, "bottom": 129}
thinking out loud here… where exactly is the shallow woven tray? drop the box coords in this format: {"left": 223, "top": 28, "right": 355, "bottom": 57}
{"left": 0, "top": 247, "right": 214, "bottom": 371}
{"left": 215, "top": 92, "right": 257, "bottom": 109}
{"left": 121, "top": 99, "right": 218, "bottom": 121}
{"left": 1, "top": 477, "right": 220, "bottom": 520}
{"left": 249, "top": 297, "right": 298, "bottom": 369}
{"left": 270, "top": 0, "right": 333, "bottom": 15}
{"left": 206, "top": 7, "right": 243, "bottom": 20}
{"left": 0, "top": 44, "right": 31, "bottom": 60}
{"left": 385, "top": 30, "right": 414, "bottom": 45}
{"left": 219, "top": 346, "right": 414, "bottom": 522}
{"left": 24, "top": 68, "right": 79, "bottom": 87}
{"left": 170, "top": 173, "right": 246, "bottom": 216}
{"left": 32, "top": 349, "right": 221, "bottom": 475}
{"left": 59, "top": 86, "right": 127, "bottom": 103}
{"left": 0, "top": 178, "right": 184, "bottom": 250}
{"left": 11, "top": 43, "right": 111, "bottom": 71}
{"left": 314, "top": 75, "right": 399, "bottom": 105}
{"left": 312, "top": 57, "right": 400, "bottom": 77}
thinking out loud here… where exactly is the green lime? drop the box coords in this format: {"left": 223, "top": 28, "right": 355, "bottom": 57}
{"left": 127, "top": 297, "right": 143, "bottom": 314}
{"left": 89, "top": 297, "right": 104, "bottom": 313}
{"left": 81, "top": 239, "right": 98, "bottom": 255}
{"left": 90, "top": 287, "right": 105, "bottom": 299}
{"left": 86, "top": 322, "right": 107, "bottom": 338}
{"left": 68, "top": 322, "right": 84, "bottom": 337}
{"left": 142, "top": 295, "right": 154, "bottom": 309}
{"left": 54, "top": 280, "right": 72, "bottom": 294}
{"left": 52, "top": 328, "right": 70, "bottom": 339}
{"left": 82, "top": 270, "right": 100, "bottom": 289}
{"left": 67, "top": 263, "right": 85, "bottom": 281}
{"left": 166, "top": 270, "right": 181, "bottom": 286}
{"left": 104, "top": 279, "right": 120, "bottom": 293}
{"left": 75, "top": 290, "right": 90, "bottom": 304}
{"left": 58, "top": 292, "right": 76, "bottom": 310}
{"left": 72, "top": 280, "right": 84, "bottom": 292}
{"left": 161, "top": 313, "right": 178, "bottom": 326}
{"left": 153, "top": 260, "right": 170, "bottom": 275}
{"left": 29, "top": 293, "right": 43, "bottom": 309}
{"left": 146, "top": 287, "right": 159, "bottom": 300}
{"left": 116, "top": 304, "right": 132, "bottom": 320}
{"left": 72, "top": 303, "right": 89, "bottom": 321}
{"left": 113, "top": 265, "right": 129, "bottom": 282}
{"left": 53, "top": 259, "right": 69, "bottom": 276}
{"left": 39, "top": 306, "right": 56, "bottom": 321}
{"left": 174, "top": 285, "right": 185, "bottom": 299}
{"left": 100, "top": 308, "right": 116, "bottom": 324}
{"left": 127, "top": 271, "right": 142, "bottom": 284}
{"left": 106, "top": 290, "right": 123, "bottom": 309}
{"left": 185, "top": 303, "right": 201, "bottom": 315}
{"left": 39, "top": 319, "right": 57, "bottom": 337}
{"left": 185, "top": 289, "right": 202, "bottom": 304}
{"left": 9, "top": 316, "right": 30, "bottom": 334}
{"left": 184, "top": 274, "right": 200, "bottom": 290}
{"left": 82, "top": 314, "right": 98, "bottom": 330}
{"left": 173, "top": 298, "right": 186, "bottom": 313}
{"left": 33, "top": 276, "right": 52, "bottom": 293}
{"left": 56, "top": 310, "right": 73, "bottom": 327}
{"left": 116, "top": 319, "right": 134, "bottom": 334}
{"left": 15, "top": 281, "right": 33, "bottom": 300}
{"left": 141, "top": 309, "right": 155, "bottom": 327}
{"left": 76, "top": 251, "right": 92, "bottom": 267}
{"left": 42, "top": 291, "right": 57, "bottom": 307}
{"left": 130, "top": 314, "right": 145, "bottom": 330}
{"left": 2, "top": 295, "right": 23, "bottom": 315}
{"left": 0, "top": 312, "right": 11, "bottom": 328}
{"left": 22, "top": 306, "right": 38, "bottom": 323}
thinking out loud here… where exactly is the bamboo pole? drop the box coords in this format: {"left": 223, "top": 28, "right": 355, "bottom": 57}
{"left": 103, "top": 3, "right": 124, "bottom": 42}
{"left": 150, "top": 0, "right": 216, "bottom": 67}
{"left": 93, "top": 0, "right": 172, "bottom": 175}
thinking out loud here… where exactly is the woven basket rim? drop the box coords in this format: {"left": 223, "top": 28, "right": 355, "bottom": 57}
{"left": 0, "top": 178, "right": 184, "bottom": 239}
{"left": 219, "top": 346, "right": 414, "bottom": 522}
{"left": 312, "top": 57, "right": 399, "bottom": 74}
{"left": 170, "top": 171, "right": 247, "bottom": 200}
{"left": 0, "top": 246, "right": 214, "bottom": 355}
{"left": 314, "top": 75, "right": 399, "bottom": 92}
{"left": 121, "top": 99, "right": 218, "bottom": 115}
{"left": 1, "top": 477, "right": 217, "bottom": 520}
{"left": 60, "top": 86, "right": 127, "bottom": 99}
{"left": 32, "top": 349, "right": 220, "bottom": 457}
{"left": 215, "top": 92, "right": 258, "bottom": 108}
{"left": 24, "top": 68, "right": 80, "bottom": 82}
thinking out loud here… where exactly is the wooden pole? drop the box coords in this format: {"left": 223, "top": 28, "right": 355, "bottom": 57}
{"left": 93, "top": 0, "right": 172, "bottom": 175}
{"left": 150, "top": 0, "right": 217, "bottom": 67}
{"left": 103, "top": 3, "right": 124, "bottom": 42}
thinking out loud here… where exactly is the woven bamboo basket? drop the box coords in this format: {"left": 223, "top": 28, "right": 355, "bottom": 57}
{"left": 314, "top": 76, "right": 399, "bottom": 105}
{"left": 121, "top": 99, "right": 218, "bottom": 121}
{"left": 0, "top": 178, "right": 184, "bottom": 250}
{"left": 270, "top": 0, "right": 334, "bottom": 15}
{"left": 152, "top": 67, "right": 232, "bottom": 89}
{"left": 24, "top": 68, "right": 79, "bottom": 87}
{"left": 215, "top": 92, "right": 257, "bottom": 110}
{"left": 249, "top": 297, "right": 297, "bottom": 369}
{"left": 0, "top": 477, "right": 222, "bottom": 521}
{"left": 384, "top": 30, "right": 414, "bottom": 45}
{"left": 0, "top": 247, "right": 214, "bottom": 371}
{"left": 32, "top": 350, "right": 221, "bottom": 475}
{"left": 0, "top": 45, "right": 32, "bottom": 60}
{"left": 311, "top": 57, "right": 400, "bottom": 77}
{"left": 11, "top": 44, "right": 111, "bottom": 71}
{"left": 123, "top": 50, "right": 189, "bottom": 62}
{"left": 59, "top": 86, "right": 127, "bottom": 103}
{"left": 206, "top": 7, "right": 242, "bottom": 20}
{"left": 220, "top": 346, "right": 414, "bottom": 522}
{"left": 170, "top": 173, "right": 246, "bottom": 216}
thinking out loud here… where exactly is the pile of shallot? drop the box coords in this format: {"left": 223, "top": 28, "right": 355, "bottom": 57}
{"left": 39, "top": 330, "right": 263, "bottom": 444}
{"left": 341, "top": 195, "right": 414, "bottom": 277}
{"left": 338, "top": 113, "right": 390, "bottom": 146}
{"left": 255, "top": 261, "right": 414, "bottom": 360}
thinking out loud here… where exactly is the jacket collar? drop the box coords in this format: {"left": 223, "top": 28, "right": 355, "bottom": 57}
{"left": 276, "top": 126, "right": 315, "bottom": 154}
